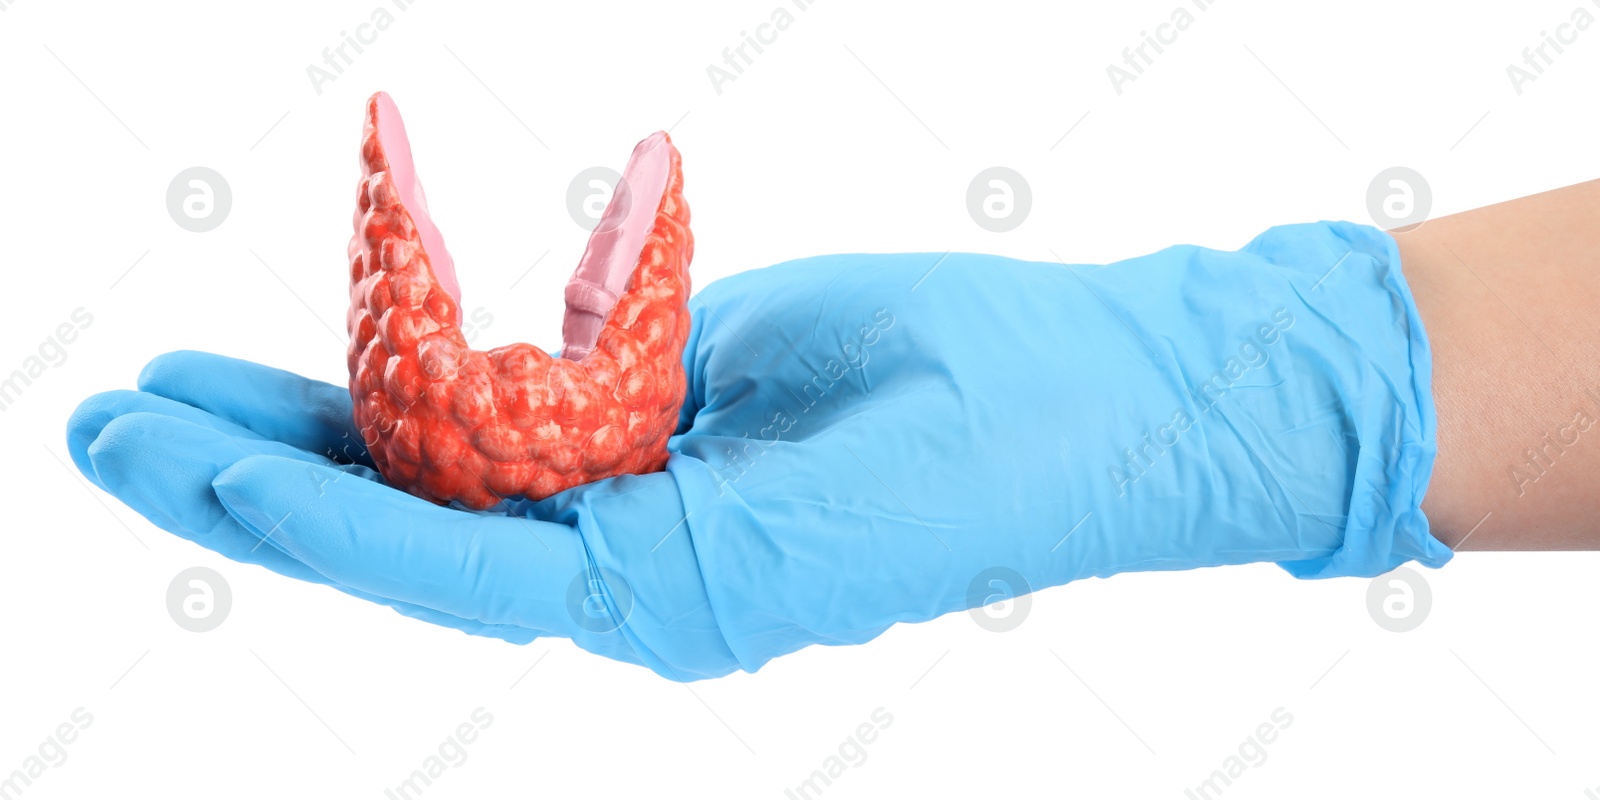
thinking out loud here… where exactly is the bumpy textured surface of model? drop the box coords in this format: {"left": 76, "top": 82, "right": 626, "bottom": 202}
{"left": 347, "top": 92, "right": 693, "bottom": 509}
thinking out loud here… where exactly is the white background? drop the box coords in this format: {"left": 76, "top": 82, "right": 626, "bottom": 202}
{"left": 2, "top": 0, "right": 1598, "bottom": 797}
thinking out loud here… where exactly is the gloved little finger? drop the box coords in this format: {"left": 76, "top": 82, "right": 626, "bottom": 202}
{"left": 214, "top": 455, "right": 593, "bottom": 640}
{"left": 136, "top": 350, "right": 372, "bottom": 467}
{"left": 83, "top": 412, "right": 537, "bottom": 643}
{"left": 68, "top": 389, "right": 286, "bottom": 493}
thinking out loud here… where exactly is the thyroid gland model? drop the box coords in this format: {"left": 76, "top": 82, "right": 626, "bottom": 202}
{"left": 347, "top": 92, "right": 693, "bottom": 509}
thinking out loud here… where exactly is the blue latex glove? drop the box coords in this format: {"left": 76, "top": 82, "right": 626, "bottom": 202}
{"left": 68, "top": 221, "right": 1453, "bottom": 681}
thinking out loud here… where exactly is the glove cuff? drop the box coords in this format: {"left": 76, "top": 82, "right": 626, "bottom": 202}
{"left": 1251, "top": 221, "right": 1454, "bottom": 579}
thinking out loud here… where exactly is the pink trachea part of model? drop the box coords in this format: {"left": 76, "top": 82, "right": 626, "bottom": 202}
{"left": 561, "top": 132, "right": 673, "bottom": 361}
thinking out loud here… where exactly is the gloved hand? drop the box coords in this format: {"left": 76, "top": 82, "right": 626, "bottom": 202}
{"left": 68, "top": 221, "right": 1453, "bottom": 681}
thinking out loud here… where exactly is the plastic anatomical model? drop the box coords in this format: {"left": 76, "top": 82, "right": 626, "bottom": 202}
{"left": 347, "top": 92, "right": 693, "bottom": 509}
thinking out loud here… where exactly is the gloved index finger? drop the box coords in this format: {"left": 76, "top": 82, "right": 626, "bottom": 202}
{"left": 137, "top": 350, "right": 372, "bottom": 467}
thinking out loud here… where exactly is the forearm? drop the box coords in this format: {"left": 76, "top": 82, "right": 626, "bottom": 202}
{"left": 1397, "top": 178, "right": 1600, "bottom": 550}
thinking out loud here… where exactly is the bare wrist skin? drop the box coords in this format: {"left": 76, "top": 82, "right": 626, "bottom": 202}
{"left": 1394, "top": 178, "right": 1600, "bottom": 550}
